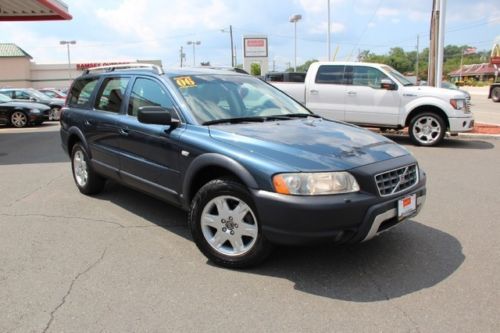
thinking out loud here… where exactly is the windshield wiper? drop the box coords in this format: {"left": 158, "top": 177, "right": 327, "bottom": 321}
{"left": 203, "top": 113, "right": 320, "bottom": 125}
{"left": 203, "top": 117, "right": 267, "bottom": 125}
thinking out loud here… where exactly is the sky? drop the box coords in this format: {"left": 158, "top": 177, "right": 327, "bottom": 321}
{"left": 0, "top": 0, "right": 499, "bottom": 71}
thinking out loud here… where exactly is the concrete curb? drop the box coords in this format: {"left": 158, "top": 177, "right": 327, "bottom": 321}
{"left": 457, "top": 132, "right": 500, "bottom": 140}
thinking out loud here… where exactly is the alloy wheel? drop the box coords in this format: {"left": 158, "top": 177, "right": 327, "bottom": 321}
{"left": 200, "top": 195, "right": 258, "bottom": 256}
{"left": 412, "top": 116, "right": 442, "bottom": 145}
{"left": 11, "top": 112, "right": 28, "bottom": 128}
{"left": 73, "top": 150, "right": 89, "bottom": 187}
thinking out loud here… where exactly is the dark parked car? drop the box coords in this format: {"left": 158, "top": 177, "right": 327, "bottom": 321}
{"left": 39, "top": 88, "right": 67, "bottom": 100}
{"left": 0, "top": 93, "right": 50, "bottom": 127}
{"left": 0, "top": 88, "right": 64, "bottom": 121}
{"left": 60, "top": 64, "right": 426, "bottom": 268}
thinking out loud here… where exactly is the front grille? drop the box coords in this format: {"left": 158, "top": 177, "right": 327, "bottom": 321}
{"left": 375, "top": 164, "right": 418, "bottom": 196}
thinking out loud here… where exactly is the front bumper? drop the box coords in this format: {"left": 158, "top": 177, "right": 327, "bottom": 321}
{"left": 252, "top": 156, "right": 427, "bottom": 245}
{"left": 449, "top": 114, "right": 474, "bottom": 133}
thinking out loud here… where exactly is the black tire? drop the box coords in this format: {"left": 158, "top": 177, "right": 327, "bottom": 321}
{"left": 10, "top": 111, "right": 28, "bottom": 128}
{"left": 71, "top": 143, "right": 106, "bottom": 195}
{"left": 409, "top": 112, "right": 446, "bottom": 146}
{"left": 492, "top": 87, "right": 500, "bottom": 103}
{"left": 189, "top": 179, "right": 273, "bottom": 268}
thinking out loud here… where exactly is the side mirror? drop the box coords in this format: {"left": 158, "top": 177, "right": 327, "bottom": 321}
{"left": 138, "top": 106, "right": 179, "bottom": 126}
{"left": 29, "top": 97, "right": 38, "bottom": 102}
{"left": 380, "top": 79, "right": 397, "bottom": 91}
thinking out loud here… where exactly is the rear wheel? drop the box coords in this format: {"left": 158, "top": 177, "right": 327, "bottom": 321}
{"left": 71, "top": 143, "right": 106, "bottom": 195}
{"left": 10, "top": 111, "right": 28, "bottom": 128}
{"left": 492, "top": 87, "right": 500, "bottom": 102}
{"left": 409, "top": 112, "right": 446, "bottom": 146}
{"left": 189, "top": 179, "right": 273, "bottom": 268}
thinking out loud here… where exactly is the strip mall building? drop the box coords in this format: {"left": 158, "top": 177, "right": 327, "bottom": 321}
{"left": 0, "top": 43, "right": 161, "bottom": 89}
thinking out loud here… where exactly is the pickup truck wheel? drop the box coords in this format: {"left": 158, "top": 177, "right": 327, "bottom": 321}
{"left": 71, "top": 143, "right": 105, "bottom": 195}
{"left": 409, "top": 112, "right": 445, "bottom": 146}
{"left": 492, "top": 87, "right": 500, "bottom": 102}
{"left": 189, "top": 179, "right": 273, "bottom": 268}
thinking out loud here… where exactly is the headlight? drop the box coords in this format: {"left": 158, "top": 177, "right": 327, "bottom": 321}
{"left": 273, "top": 172, "right": 360, "bottom": 195}
{"left": 30, "top": 109, "right": 41, "bottom": 114}
{"left": 450, "top": 98, "right": 465, "bottom": 110}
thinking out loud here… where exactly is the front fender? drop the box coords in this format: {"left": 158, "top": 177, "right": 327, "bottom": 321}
{"left": 181, "top": 153, "right": 259, "bottom": 207}
{"left": 401, "top": 97, "right": 453, "bottom": 125}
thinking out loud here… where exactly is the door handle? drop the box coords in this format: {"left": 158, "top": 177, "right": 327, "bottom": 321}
{"left": 119, "top": 128, "right": 129, "bottom": 136}
{"left": 347, "top": 91, "right": 357, "bottom": 96}
{"left": 310, "top": 89, "right": 319, "bottom": 95}
{"left": 83, "top": 120, "right": 93, "bottom": 126}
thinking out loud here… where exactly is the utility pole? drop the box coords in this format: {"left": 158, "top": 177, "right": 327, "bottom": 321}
{"left": 415, "top": 34, "right": 420, "bottom": 85}
{"left": 229, "top": 25, "right": 234, "bottom": 67}
{"left": 428, "top": 0, "right": 446, "bottom": 87}
{"left": 436, "top": 0, "right": 446, "bottom": 88}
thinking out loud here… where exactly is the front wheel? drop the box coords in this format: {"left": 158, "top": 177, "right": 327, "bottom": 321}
{"left": 409, "top": 112, "right": 446, "bottom": 146}
{"left": 10, "top": 111, "right": 28, "bottom": 128}
{"left": 49, "top": 107, "right": 61, "bottom": 121}
{"left": 492, "top": 87, "right": 500, "bottom": 102}
{"left": 189, "top": 179, "right": 273, "bottom": 268}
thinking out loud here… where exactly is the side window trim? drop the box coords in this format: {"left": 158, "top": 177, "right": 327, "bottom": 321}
{"left": 127, "top": 76, "right": 182, "bottom": 122}
{"left": 314, "top": 65, "right": 347, "bottom": 85}
{"left": 351, "top": 66, "right": 388, "bottom": 89}
{"left": 93, "top": 75, "right": 131, "bottom": 114}
{"left": 68, "top": 76, "right": 101, "bottom": 109}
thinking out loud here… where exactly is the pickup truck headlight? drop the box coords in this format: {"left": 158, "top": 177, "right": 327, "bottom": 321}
{"left": 273, "top": 172, "right": 360, "bottom": 195}
{"left": 30, "top": 109, "right": 41, "bottom": 114}
{"left": 450, "top": 98, "right": 465, "bottom": 110}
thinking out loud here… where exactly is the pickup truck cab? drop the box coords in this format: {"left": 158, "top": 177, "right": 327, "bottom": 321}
{"left": 272, "top": 62, "right": 474, "bottom": 146}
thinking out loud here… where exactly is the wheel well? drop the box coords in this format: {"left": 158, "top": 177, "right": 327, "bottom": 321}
{"left": 188, "top": 166, "right": 245, "bottom": 204}
{"left": 67, "top": 134, "right": 80, "bottom": 156}
{"left": 405, "top": 105, "right": 449, "bottom": 129}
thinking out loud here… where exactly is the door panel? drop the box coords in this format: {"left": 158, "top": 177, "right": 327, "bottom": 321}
{"left": 85, "top": 76, "right": 130, "bottom": 173}
{"left": 306, "top": 65, "right": 346, "bottom": 121}
{"left": 343, "top": 66, "right": 401, "bottom": 125}
{"left": 118, "top": 77, "right": 183, "bottom": 202}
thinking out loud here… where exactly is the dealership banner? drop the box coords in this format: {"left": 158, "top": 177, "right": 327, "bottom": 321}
{"left": 243, "top": 38, "right": 268, "bottom": 58}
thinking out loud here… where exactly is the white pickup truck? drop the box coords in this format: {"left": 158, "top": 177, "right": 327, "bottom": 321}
{"left": 271, "top": 61, "right": 474, "bottom": 146}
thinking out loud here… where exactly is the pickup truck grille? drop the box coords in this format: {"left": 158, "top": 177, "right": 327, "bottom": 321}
{"left": 375, "top": 164, "right": 418, "bottom": 196}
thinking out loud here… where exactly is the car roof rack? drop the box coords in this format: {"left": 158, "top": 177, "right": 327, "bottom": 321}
{"left": 84, "top": 63, "right": 164, "bottom": 75}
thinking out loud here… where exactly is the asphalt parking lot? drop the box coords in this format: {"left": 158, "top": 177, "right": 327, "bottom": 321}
{"left": 1, "top": 123, "right": 499, "bottom": 332}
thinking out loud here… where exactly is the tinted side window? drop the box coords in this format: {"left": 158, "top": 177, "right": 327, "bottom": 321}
{"left": 15, "top": 91, "right": 31, "bottom": 100}
{"left": 352, "top": 66, "right": 388, "bottom": 88}
{"left": 68, "top": 78, "right": 99, "bottom": 108}
{"left": 95, "top": 77, "right": 130, "bottom": 113}
{"left": 128, "top": 78, "right": 175, "bottom": 117}
{"left": 315, "top": 65, "right": 346, "bottom": 84}
{"left": 0, "top": 91, "right": 14, "bottom": 98}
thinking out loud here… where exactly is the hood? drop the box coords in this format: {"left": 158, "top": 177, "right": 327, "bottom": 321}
{"left": 404, "top": 85, "right": 468, "bottom": 99}
{"left": 208, "top": 118, "right": 410, "bottom": 172}
{"left": 1, "top": 101, "right": 51, "bottom": 110}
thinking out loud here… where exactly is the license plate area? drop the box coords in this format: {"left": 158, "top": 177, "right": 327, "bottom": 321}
{"left": 398, "top": 194, "right": 416, "bottom": 219}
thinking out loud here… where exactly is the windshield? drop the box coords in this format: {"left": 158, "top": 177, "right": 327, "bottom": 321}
{"left": 171, "top": 74, "right": 311, "bottom": 124}
{"left": 0, "top": 93, "right": 12, "bottom": 103}
{"left": 381, "top": 66, "right": 414, "bottom": 86}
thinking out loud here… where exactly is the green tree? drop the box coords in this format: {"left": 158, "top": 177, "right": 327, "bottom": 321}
{"left": 250, "top": 63, "right": 261, "bottom": 76}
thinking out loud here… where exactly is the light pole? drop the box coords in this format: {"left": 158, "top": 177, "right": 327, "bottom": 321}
{"left": 221, "top": 25, "right": 235, "bottom": 67}
{"left": 289, "top": 14, "right": 302, "bottom": 72}
{"left": 327, "top": 0, "right": 331, "bottom": 61}
{"left": 187, "top": 41, "right": 201, "bottom": 67}
{"left": 60, "top": 40, "right": 76, "bottom": 80}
